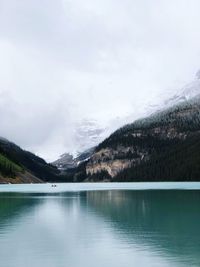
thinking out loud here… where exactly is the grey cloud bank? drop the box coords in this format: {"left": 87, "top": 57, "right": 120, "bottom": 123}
{"left": 0, "top": 0, "right": 200, "bottom": 161}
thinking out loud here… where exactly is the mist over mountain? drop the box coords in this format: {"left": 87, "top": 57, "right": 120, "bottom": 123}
{"left": 55, "top": 70, "right": 200, "bottom": 164}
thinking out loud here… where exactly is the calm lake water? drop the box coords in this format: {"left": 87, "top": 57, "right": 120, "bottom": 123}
{"left": 0, "top": 183, "right": 200, "bottom": 267}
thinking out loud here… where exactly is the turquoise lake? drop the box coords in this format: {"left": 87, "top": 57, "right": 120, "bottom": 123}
{"left": 0, "top": 183, "right": 200, "bottom": 267}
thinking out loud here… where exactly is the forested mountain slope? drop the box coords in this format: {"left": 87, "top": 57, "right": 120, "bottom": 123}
{"left": 0, "top": 138, "right": 60, "bottom": 183}
{"left": 85, "top": 96, "right": 200, "bottom": 181}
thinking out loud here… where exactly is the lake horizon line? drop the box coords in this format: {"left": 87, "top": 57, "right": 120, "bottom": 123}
{"left": 1, "top": 182, "right": 200, "bottom": 193}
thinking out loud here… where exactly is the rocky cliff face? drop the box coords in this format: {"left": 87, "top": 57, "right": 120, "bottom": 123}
{"left": 85, "top": 129, "right": 183, "bottom": 179}
{"left": 86, "top": 146, "right": 148, "bottom": 177}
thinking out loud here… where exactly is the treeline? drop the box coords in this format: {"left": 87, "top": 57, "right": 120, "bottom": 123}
{"left": 97, "top": 100, "right": 200, "bottom": 151}
{"left": 97, "top": 134, "right": 180, "bottom": 151}
{"left": 87, "top": 170, "right": 111, "bottom": 182}
{"left": 115, "top": 134, "right": 200, "bottom": 182}
{"left": 60, "top": 161, "right": 88, "bottom": 182}
{"left": 0, "top": 153, "right": 22, "bottom": 177}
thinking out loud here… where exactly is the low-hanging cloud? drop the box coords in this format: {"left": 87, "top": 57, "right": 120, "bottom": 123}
{"left": 0, "top": 0, "right": 200, "bottom": 161}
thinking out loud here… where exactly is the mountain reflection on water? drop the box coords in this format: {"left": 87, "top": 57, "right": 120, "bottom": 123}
{"left": 87, "top": 190, "right": 200, "bottom": 265}
{"left": 0, "top": 190, "right": 199, "bottom": 267}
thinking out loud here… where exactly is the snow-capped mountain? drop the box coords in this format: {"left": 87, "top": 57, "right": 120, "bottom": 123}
{"left": 54, "top": 69, "right": 200, "bottom": 167}
{"left": 51, "top": 119, "right": 109, "bottom": 168}
{"left": 52, "top": 153, "right": 75, "bottom": 170}
{"left": 52, "top": 147, "right": 95, "bottom": 170}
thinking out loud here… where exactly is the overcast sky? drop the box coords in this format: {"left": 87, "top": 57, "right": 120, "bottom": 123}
{"left": 0, "top": 0, "right": 200, "bottom": 161}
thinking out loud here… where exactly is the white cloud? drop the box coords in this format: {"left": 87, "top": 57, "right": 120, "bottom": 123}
{"left": 0, "top": 0, "right": 200, "bottom": 160}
